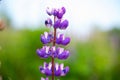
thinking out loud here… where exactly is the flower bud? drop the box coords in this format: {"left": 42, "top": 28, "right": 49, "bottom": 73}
{"left": 36, "top": 46, "right": 51, "bottom": 58}
{"left": 45, "top": 18, "right": 52, "bottom": 27}
{"left": 40, "top": 32, "right": 53, "bottom": 44}
{"left": 56, "top": 33, "right": 70, "bottom": 45}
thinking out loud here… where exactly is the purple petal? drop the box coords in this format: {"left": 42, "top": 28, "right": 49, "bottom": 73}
{"left": 56, "top": 7, "right": 66, "bottom": 19}
{"left": 59, "top": 20, "right": 69, "bottom": 29}
{"left": 64, "top": 50, "right": 70, "bottom": 59}
{"left": 58, "top": 51, "right": 66, "bottom": 60}
{"left": 55, "top": 67, "right": 61, "bottom": 76}
{"left": 44, "top": 62, "right": 49, "bottom": 67}
{"left": 57, "top": 12, "right": 64, "bottom": 19}
{"left": 52, "top": 8, "right": 58, "bottom": 16}
{"left": 61, "top": 66, "right": 69, "bottom": 76}
{"left": 53, "top": 19, "right": 61, "bottom": 29}
{"left": 47, "top": 33, "right": 53, "bottom": 42}
{"left": 41, "top": 77, "right": 45, "bottom": 80}
{"left": 39, "top": 66, "right": 45, "bottom": 74}
{"left": 45, "top": 68, "right": 52, "bottom": 76}
{"left": 56, "top": 47, "right": 64, "bottom": 55}
{"left": 54, "top": 63, "right": 61, "bottom": 76}
{"left": 51, "top": 47, "right": 57, "bottom": 58}
{"left": 36, "top": 49, "right": 46, "bottom": 58}
{"left": 56, "top": 33, "right": 70, "bottom": 45}
{"left": 57, "top": 49, "right": 69, "bottom": 60}
{"left": 64, "top": 66, "right": 69, "bottom": 73}
{"left": 40, "top": 62, "right": 69, "bottom": 77}
{"left": 61, "top": 7, "right": 66, "bottom": 14}
{"left": 36, "top": 46, "right": 52, "bottom": 58}
{"left": 40, "top": 32, "right": 53, "bottom": 44}
{"left": 40, "top": 35, "right": 48, "bottom": 44}
{"left": 46, "top": 77, "right": 49, "bottom": 80}
{"left": 57, "top": 53, "right": 64, "bottom": 59}
{"left": 41, "top": 77, "right": 49, "bottom": 80}
{"left": 62, "top": 37, "right": 70, "bottom": 45}
{"left": 44, "top": 46, "right": 50, "bottom": 54}
{"left": 56, "top": 34, "right": 64, "bottom": 44}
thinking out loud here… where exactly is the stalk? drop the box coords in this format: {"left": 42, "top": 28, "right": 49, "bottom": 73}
{"left": 52, "top": 16, "right": 56, "bottom": 80}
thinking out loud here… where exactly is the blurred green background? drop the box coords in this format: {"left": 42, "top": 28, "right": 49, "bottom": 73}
{"left": 1, "top": 24, "right": 120, "bottom": 80}
{"left": 1, "top": 0, "right": 120, "bottom": 80}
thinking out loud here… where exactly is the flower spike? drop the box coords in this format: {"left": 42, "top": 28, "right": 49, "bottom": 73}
{"left": 37, "top": 7, "right": 70, "bottom": 80}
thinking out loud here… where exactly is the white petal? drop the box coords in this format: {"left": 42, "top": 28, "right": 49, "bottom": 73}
{"left": 59, "top": 48, "right": 64, "bottom": 54}
{"left": 60, "top": 63, "right": 64, "bottom": 70}
{"left": 62, "top": 34, "right": 65, "bottom": 40}
{"left": 46, "top": 7, "right": 52, "bottom": 14}
{"left": 43, "top": 62, "right": 47, "bottom": 69}
{"left": 48, "top": 62, "right": 52, "bottom": 70}
{"left": 45, "top": 46, "right": 50, "bottom": 53}
{"left": 44, "top": 32, "right": 48, "bottom": 39}
{"left": 41, "top": 77, "right": 45, "bottom": 80}
{"left": 57, "top": 33, "right": 60, "bottom": 38}
{"left": 55, "top": 63, "right": 59, "bottom": 71}
{"left": 52, "top": 46, "right": 56, "bottom": 52}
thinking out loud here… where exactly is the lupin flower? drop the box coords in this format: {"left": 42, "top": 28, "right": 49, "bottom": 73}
{"left": 41, "top": 77, "right": 49, "bottom": 80}
{"left": 56, "top": 33, "right": 70, "bottom": 45}
{"left": 56, "top": 7, "right": 66, "bottom": 19}
{"left": 59, "top": 19, "right": 69, "bottom": 29}
{"left": 37, "top": 7, "right": 70, "bottom": 80}
{"left": 53, "top": 19, "right": 61, "bottom": 29}
{"left": 46, "top": 7, "right": 66, "bottom": 19}
{"left": 40, "top": 32, "right": 53, "bottom": 44}
{"left": 37, "top": 46, "right": 51, "bottom": 58}
{"left": 40, "top": 32, "right": 70, "bottom": 45}
{"left": 56, "top": 47, "right": 70, "bottom": 60}
{"left": 53, "top": 19, "right": 69, "bottom": 30}
{"left": 46, "top": 7, "right": 69, "bottom": 30}
{"left": 52, "top": 8, "right": 58, "bottom": 16}
{"left": 45, "top": 18, "right": 52, "bottom": 27}
{"left": 37, "top": 46, "right": 70, "bottom": 60}
{"left": 40, "top": 62, "right": 69, "bottom": 76}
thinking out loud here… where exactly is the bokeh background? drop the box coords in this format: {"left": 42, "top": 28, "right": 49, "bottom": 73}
{"left": 0, "top": 0, "right": 120, "bottom": 80}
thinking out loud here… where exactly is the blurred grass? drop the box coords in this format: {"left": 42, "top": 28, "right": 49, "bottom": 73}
{"left": 0, "top": 28, "right": 48, "bottom": 80}
{"left": 0, "top": 28, "right": 120, "bottom": 80}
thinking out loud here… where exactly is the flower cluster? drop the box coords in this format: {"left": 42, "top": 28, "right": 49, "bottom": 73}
{"left": 40, "top": 32, "right": 70, "bottom": 45}
{"left": 45, "top": 7, "right": 69, "bottom": 29}
{"left": 36, "top": 7, "right": 70, "bottom": 80}
{"left": 37, "top": 46, "right": 69, "bottom": 59}
{"left": 40, "top": 62, "right": 69, "bottom": 76}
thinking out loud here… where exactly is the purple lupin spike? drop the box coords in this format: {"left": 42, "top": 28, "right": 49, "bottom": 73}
{"left": 37, "top": 7, "right": 70, "bottom": 80}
